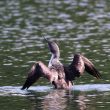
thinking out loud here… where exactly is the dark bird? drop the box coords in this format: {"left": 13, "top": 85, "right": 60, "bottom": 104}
{"left": 21, "top": 38, "right": 101, "bottom": 90}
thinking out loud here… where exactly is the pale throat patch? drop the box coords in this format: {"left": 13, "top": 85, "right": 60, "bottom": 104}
{"left": 48, "top": 54, "right": 54, "bottom": 67}
{"left": 48, "top": 54, "right": 60, "bottom": 67}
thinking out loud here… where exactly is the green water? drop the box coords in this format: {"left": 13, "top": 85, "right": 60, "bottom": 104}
{"left": 0, "top": 0, "right": 110, "bottom": 110}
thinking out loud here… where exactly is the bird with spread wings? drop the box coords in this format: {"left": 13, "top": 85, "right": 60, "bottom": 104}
{"left": 21, "top": 38, "right": 101, "bottom": 90}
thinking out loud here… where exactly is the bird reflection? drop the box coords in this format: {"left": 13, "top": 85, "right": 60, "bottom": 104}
{"left": 27, "top": 89, "right": 88, "bottom": 110}
{"left": 41, "top": 90, "right": 68, "bottom": 110}
{"left": 76, "top": 93, "right": 87, "bottom": 110}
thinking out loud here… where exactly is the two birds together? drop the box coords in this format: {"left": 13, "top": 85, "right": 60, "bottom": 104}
{"left": 21, "top": 38, "right": 101, "bottom": 90}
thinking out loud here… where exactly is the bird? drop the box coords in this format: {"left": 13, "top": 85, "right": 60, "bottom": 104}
{"left": 21, "top": 38, "right": 101, "bottom": 90}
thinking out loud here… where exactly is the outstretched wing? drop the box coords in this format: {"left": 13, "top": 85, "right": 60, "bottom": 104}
{"left": 81, "top": 55, "right": 101, "bottom": 79}
{"left": 67, "top": 54, "right": 101, "bottom": 80}
{"left": 21, "top": 61, "right": 52, "bottom": 90}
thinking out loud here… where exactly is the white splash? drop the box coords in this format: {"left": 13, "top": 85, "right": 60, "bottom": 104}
{"left": 0, "top": 84, "right": 110, "bottom": 96}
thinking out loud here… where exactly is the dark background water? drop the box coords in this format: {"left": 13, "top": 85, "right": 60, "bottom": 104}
{"left": 0, "top": 0, "right": 110, "bottom": 110}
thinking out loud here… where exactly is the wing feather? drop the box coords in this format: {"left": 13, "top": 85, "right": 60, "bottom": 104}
{"left": 81, "top": 55, "right": 101, "bottom": 79}
{"left": 67, "top": 54, "right": 85, "bottom": 80}
{"left": 67, "top": 54, "right": 101, "bottom": 80}
{"left": 21, "top": 61, "right": 52, "bottom": 90}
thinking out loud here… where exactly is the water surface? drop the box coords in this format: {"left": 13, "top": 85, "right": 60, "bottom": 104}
{"left": 0, "top": 0, "right": 110, "bottom": 110}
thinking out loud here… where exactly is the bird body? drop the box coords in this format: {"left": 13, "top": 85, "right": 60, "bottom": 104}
{"left": 21, "top": 38, "right": 101, "bottom": 90}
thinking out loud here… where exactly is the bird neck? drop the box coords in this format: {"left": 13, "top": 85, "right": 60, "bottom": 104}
{"left": 48, "top": 53, "right": 60, "bottom": 67}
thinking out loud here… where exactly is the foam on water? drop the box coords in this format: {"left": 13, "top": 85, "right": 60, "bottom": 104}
{"left": 74, "top": 84, "right": 110, "bottom": 91}
{"left": 0, "top": 84, "right": 110, "bottom": 96}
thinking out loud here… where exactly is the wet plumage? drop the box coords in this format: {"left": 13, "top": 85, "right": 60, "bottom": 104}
{"left": 21, "top": 38, "right": 101, "bottom": 90}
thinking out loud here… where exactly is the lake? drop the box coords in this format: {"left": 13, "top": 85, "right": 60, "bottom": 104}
{"left": 0, "top": 0, "right": 110, "bottom": 110}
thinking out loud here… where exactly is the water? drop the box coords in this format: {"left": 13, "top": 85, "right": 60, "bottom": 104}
{"left": 0, "top": 85, "right": 110, "bottom": 110}
{"left": 0, "top": 0, "right": 110, "bottom": 110}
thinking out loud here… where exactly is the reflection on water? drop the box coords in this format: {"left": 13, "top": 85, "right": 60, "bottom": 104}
{"left": 41, "top": 90, "right": 88, "bottom": 110}
{"left": 21, "top": 85, "right": 110, "bottom": 110}
{"left": 0, "top": 86, "right": 109, "bottom": 110}
{"left": 0, "top": 0, "right": 110, "bottom": 110}
{"left": 77, "top": 94, "right": 87, "bottom": 110}
{"left": 41, "top": 90, "right": 67, "bottom": 110}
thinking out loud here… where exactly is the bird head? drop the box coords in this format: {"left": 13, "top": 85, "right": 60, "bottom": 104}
{"left": 43, "top": 36, "right": 60, "bottom": 57}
